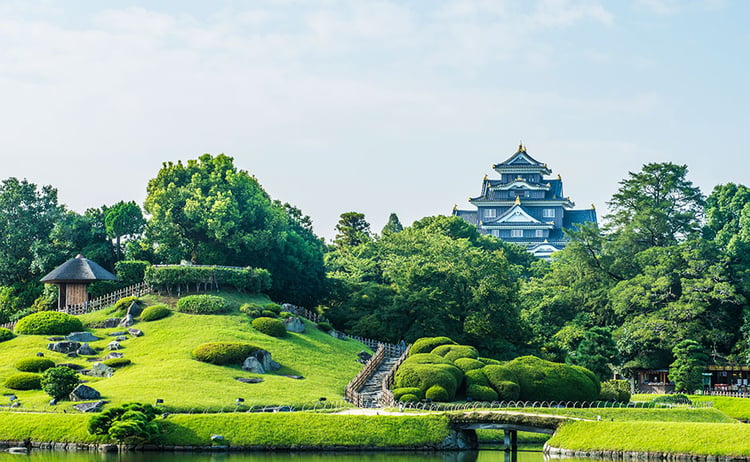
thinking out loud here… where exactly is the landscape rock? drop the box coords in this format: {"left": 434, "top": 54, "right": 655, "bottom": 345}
{"left": 116, "top": 336, "right": 128, "bottom": 342}
{"left": 329, "top": 330, "right": 347, "bottom": 340}
{"left": 73, "top": 400, "right": 106, "bottom": 413}
{"left": 107, "top": 331, "right": 127, "bottom": 337}
{"left": 47, "top": 336, "right": 65, "bottom": 341}
{"left": 126, "top": 301, "right": 143, "bottom": 317}
{"left": 127, "top": 328, "right": 143, "bottom": 337}
{"left": 104, "top": 352, "right": 124, "bottom": 360}
{"left": 235, "top": 377, "right": 264, "bottom": 384}
{"left": 249, "top": 349, "right": 281, "bottom": 372}
{"left": 357, "top": 351, "right": 372, "bottom": 362}
{"left": 89, "top": 362, "right": 115, "bottom": 378}
{"left": 96, "top": 318, "right": 121, "bottom": 329}
{"left": 283, "top": 317, "right": 305, "bottom": 333}
{"left": 119, "top": 314, "right": 135, "bottom": 328}
{"left": 70, "top": 384, "right": 101, "bottom": 401}
{"left": 48, "top": 341, "right": 81, "bottom": 354}
{"left": 241, "top": 357, "right": 265, "bottom": 374}
{"left": 66, "top": 332, "right": 99, "bottom": 343}
{"left": 281, "top": 303, "right": 296, "bottom": 313}
{"left": 282, "top": 375, "right": 304, "bottom": 380}
{"left": 66, "top": 352, "right": 79, "bottom": 358}
{"left": 57, "top": 363, "right": 84, "bottom": 370}
{"left": 77, "top": 343, "right": 97, "bottom": 356}
{"left": 108, "top": 341, "right": 121, "bottom": 350}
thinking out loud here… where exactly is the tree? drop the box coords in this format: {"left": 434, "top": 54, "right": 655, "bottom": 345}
{"left": 333, "top": 212, "right": 372, "bottom": 248}
{"left": 381, "top": 212, "right": 403, "bottom": 236}
{"left": 104, "top": 201, "right": 146, "bottom": 261}
{"left": 568, "top": 327, "right": 618, "bottom": 381}
{"left": 143, "top": 154, "right": 326, "bottom": 306}
{"left": 669, "top": 339, "right": 708, "bottom": 393}
{"left": 606, "top": 162, "right": 704, "bottom": 249}
{"left": 41, "top": 366, "right": 80, "bottom": 400}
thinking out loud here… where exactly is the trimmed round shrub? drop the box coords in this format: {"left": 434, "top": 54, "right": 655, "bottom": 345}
{"left": 239, "top": 303, "right": 263, "bottom": 316}
{"left": 140, "top": 304, "right": 171, "bottom": 322}
{"left": 501, "top": 356, "right": 599, "bottom": 402}
{"left": 102, "top": 358, "right": 132, "bottom": 368}
{"left": 410, "top": 337, "right": 457, "bottom": 356}
{"left": 425, "top": 385, "right": 450, "bottom": 402}
{"left": 454, "top": 358, "right": 485, "bottom": 373}
{"left": 478, "top": 357, "right": 502, "bottom": 365}
{"left": 4, "top": 372, "right": 42, "bottom": 390}
{"left": 192, "top": 342, "right": 259, "bottom": 365}
{"left": 431, "top": 344, "right": 479, "bottom": 362}
{"left": 264, "top": 303, "right": 282, "bottom": 314}
{"left": 113, "top": 296, "right": 141, "bottom": 314}
{"left": 399, "top": 393, "right": 420, "bottom": 403}
{"left": 279, "top": 311, "right": 293, "bottom": 318}
{"left": 394, "top": 354, "right": 464, "bottom": 401}
{"left": 392, "top": 387, "right": 424, "bottom": 401}
{"left": 252, "top": 317, "right": 287, "bottom": 337}
{"left": 15, "top": 357, "right": 55, "bottom": 372}
{"left": 261, "top": 310, "right": 278, "bottom": 318}
{"left": 14, "top": 311, "right": 84, "bottom": 335}
{"left": 467, "top": 384, "right": 499, "bottom": 402}
{"left": 493, "top": 380, "right": 521, "bottom": 401}
{"left": 176, "top": 295, "right": 228, "bottom": 315}
{"left": 317, "top": 322, "right": 332, "bottom": 332}
{"left": 0, "top": 327, "right": 14, "bottom": 342}
{"left": 41, "top": 366, "right": 80, "bottom": 399}
{"left": 572, "top": 365, "right": 601, "bottom": 395}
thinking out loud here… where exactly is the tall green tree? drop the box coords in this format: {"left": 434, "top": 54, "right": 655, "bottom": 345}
{"left": 143, "top": 154, "right": 326, "bottom": 306}
{"left": 104, "top": 201, "right": 146, "bottom": 261}
{"left": 333, "top": 212, "right": 372, "bottom": 248}
{"left": 568, "top": 327, "right": 618, "bottom": 381}
{"left": 669, "top": 339, "right": 708, "bottom": 393}
{"left": 606, "top": 162, "right": 704, "bottom": 249}
{"left": 381, "top": 213, "right": 404, "bottom": 236}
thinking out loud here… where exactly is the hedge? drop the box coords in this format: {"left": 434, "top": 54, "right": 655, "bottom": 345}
{"left": 392, "top": 387, "right": 424, "bottom": 401}
{"left": 431, "top": 344, "right": 479, "bottom": 362}
{"left": 145, "top": 265, "right": 271, "bottom": 294}
{"left": 425, "top": 385, "right": 450, "bottom": 402}
{"left": 15, "top": 357, "right": 56, "bottom": 372}
{"left": 14, "top": 311, "right": 84, "bottom": 335}
{"left": 5, "top": 372, "right": 42, "bottom": 390}
{"left": 177, "top": 295, "right": 228, "bottom": 315}
{"left": 0, "top": 327, "right": 13, "bottom": 342}
{"left": 140, "top": 304, "right": 171, "bottom": 322}
{"left": 467, "top": 384, "right": 498, "bottom": 402}
{"left": 454, "top": 358, "right": 485, "bottom": 373}
{"left": 501, "top": 356, "right": 599, "bottom": 402}
{"left": 252, "top": 317, "right": 287, "bottom": 337}
{"left": 115, "top": 260, "right": 151, "bottom": 285}
{"left": 410, "top": 337, "right": 457, "bottom": 356}
{"left": 192, "top": 342, "right": 259, "bottom": 365}
{"left": 393, "top": 354, "right": 464, "bottom": 400}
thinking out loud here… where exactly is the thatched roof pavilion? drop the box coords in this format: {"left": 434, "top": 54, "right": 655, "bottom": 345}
{"left": 41, "top": 254, "right": 117, "bottom": 309}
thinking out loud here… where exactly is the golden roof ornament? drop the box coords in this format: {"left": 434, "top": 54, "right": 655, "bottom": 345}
{"left": 557, "top": 174, "right": 561, "bottom": 180}
{"left": 453, "top": 204, "right": 458, "bottom": 211}
{"left": 483, "top": 174, "right": 488, "bottom": 181}
{"left": 514, "top": 196, "right": 521, "bottom": 205}
{"left": 591, "top": 204, "right": 596, "bottom": 209}
{"left": 518, "top": 142, "right": 523, "bottom": 152}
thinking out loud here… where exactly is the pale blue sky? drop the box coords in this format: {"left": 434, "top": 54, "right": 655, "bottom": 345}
{"left": 1, "top": 0, "right": 747, "bottom": 240}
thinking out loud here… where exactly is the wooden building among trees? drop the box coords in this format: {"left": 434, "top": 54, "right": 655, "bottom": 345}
{"left": 40, "top": 254, "right": 117, "bottom": 309}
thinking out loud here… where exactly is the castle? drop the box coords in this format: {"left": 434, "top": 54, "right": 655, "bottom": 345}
{"left": 452, "top": 144, "right": 597, "bottom": 258}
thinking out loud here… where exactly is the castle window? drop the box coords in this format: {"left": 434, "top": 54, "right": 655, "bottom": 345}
{"left": 511, "top": 229, "right": 523, "bottom": 238}
{"left": 536, "top": 229, "right": 544, "bottom": 238}
{"left": 491, "top": 230, "right": 500, "bottom": 237}
{"left": 484, "top": 209, "right": 496, "bottom": 218}
{"left": 543, "top": 208, "right": 555, "bottom": 218}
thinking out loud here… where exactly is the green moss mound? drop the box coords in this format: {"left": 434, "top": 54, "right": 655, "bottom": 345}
{"left": 410, "top": 337, "right": 457, "bottom": 355}
{"left": 177, "top": 295, "right": 228, "bottom": 315}
{"left": 102, "top": 358, "right": 132, "bottom": 368}
{"left": 502, "top": 356, "right": 599, "bottom": 401}
{"left": 431, "top": 344, "right": 479, "bottom": 362}
{"left": 478, "top": 357, "right": 502, "bottom": 365}
{"left": 251, "top": 317, "right": 287, "bottom": 337}
{"left": 14, "top": 311, "right": 84, "bottom": 335}
{"left": 393, "top": 353, "right": 464, "bottom": 400}
{"left": 15, "top": 357, "right": 55, "bottom": 372}
{"left": 193, "top": 342, "right": 259, "bottom": 365}
{"left": 0, "top": 327, "right": 14, "bottom": 342}
{"left": 454, "top": 358, "right": 485, "bottom": 373}
{"left": 4, "top": 372, "right": 42, "bottom": 390}
{"left": 140, "top": 304, "right": 171, "bottom": 322}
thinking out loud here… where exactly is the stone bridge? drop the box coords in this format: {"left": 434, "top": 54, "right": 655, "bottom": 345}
{"left": 447, "top": 411, "right": 573, "bottom": 451}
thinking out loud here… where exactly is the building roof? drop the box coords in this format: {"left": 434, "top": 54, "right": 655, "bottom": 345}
{"left": 494, "top": 144, "right": 546, "bottom": 168}
{"left": 563, "top": 209, "right": 598, "bottom": 228}
{"left": 40, "top": 254, "right": 117, "bottom": 283}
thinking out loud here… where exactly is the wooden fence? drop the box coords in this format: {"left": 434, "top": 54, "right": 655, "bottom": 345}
{"left": 702, "top": 390, "right": 750, "bottom": 399}
{"left": 344, "top": 344, "right": 386, "bottom": 407}
{"left": 0, "top": 282, "right": 152, "bottom": 330}
{"left": 379, "top": 345, "right": 411, "bottom": 407}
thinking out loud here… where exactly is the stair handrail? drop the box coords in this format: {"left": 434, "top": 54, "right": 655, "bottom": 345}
{"left": 344, "top": 344, "right": 386, "bottom": 407}
{"left": 379, "top": 344, "right": 411, "bottom": 407}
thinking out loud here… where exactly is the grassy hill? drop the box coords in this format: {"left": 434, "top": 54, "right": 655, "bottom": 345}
{"left": 0, "top": 292, "right": 367, "bottom": 412}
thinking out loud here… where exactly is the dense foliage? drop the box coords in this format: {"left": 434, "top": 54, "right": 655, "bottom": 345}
{"left": 114, "top": 260, "right": 150, "bottom": 285}
{"left": 140, "top": 304, "right": 171, "bottom": 321}
{"left": 145, "top": 265, "right": 271, "bottom": 295}
{"left": 40, "top": 366, "right": 80, "bottom": 399}
{"left": 176, "top": 294, "right": 228, "bottom": 315}
{"left": 14, "top": 311, "right": 84, "bottom": 335}
{"left": 143, "top": 154, "right": 326, "bottom": 306}
{"left": 0, "top": 327, "right": 13, "bottom": 342}
{"left": 192, "top": 342, "right": 259, "bottom": 365}
{"left": 252, "top": 317, "right": 287, "bottom": 337}
{"left": 669, "top": 340, "right": 708, "bottom": 393}
{"left": 88, "top": 402, "right": 160, "bottom": 444}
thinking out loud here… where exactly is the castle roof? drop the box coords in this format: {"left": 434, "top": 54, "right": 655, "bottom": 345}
{"left": 563, "top": 209, "right": 598, "bottom": 228}
{"left": 492, "top": 144, "right": 552, "bottom": 175}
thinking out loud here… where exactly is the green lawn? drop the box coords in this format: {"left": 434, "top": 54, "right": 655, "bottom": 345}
{"left": 633, "top": 393, "right": 750, "bottom": 421}
{"left": 0, "top": 292, "right": 368, "bottom": 412}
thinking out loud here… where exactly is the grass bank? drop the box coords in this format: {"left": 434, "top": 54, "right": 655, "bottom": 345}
{"left": 633, "top": 393, "right": 750, "bottom": 421}
{"left": 0, "top": 411, "right": 450, "bottom": 448}
{"left": 549, "top": 421, "right": 750, "bottom": 456}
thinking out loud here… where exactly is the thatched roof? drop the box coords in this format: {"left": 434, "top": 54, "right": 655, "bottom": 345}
{"left": 40, "top": 254, "right": 117, "bottom": 283}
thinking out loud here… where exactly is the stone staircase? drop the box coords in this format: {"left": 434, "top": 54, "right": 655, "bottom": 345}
{"left": 357, "top": 355, "right": 401, "bottom": 408}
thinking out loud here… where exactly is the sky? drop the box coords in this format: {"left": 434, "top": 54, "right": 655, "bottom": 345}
{"left": 1, "top": 0, "right": 748, "bottom": 241}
